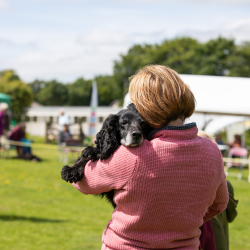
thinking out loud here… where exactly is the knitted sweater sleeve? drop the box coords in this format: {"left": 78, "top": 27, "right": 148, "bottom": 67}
{"left": 72, "top": 145, "right": 138, "bottom": 195}
{"left": 203, "top": 156, "right": 229, "bottom": 222}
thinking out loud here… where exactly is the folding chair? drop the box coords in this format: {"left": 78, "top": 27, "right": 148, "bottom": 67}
{"left": 225, "top": 147, "right": 248, "bottom": 180}
{"left": 58, "top": 139, "right": 82, "bottom": 165}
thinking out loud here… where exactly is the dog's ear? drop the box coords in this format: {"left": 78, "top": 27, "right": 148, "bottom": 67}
{"left": 95, "top": 114, "right": 120, "bottom": 160}
{"left": 127, "top": 103, "right": 153, "bottom": 137}
{"left": 127, "top": 103, "right": 138, "bottom": 113}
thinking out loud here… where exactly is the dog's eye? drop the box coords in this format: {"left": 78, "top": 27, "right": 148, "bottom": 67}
{"left": 140, "top": 121, "right": 146, "bottom": 127}
{"left": 121, "top": 120, "right": 128, "bottom": 125}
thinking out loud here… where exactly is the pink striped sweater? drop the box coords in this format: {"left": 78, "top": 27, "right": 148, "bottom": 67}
{"left": 72, "top": 124, "right": 229, "bottom": 250}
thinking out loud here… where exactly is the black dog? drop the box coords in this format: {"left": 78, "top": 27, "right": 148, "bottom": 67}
{"left": 61, "top": 104, "right": 151, "bottom": 208}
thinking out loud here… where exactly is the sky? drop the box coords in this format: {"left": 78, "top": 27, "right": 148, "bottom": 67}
{"left": 0, "top": 0, "right": 250, "bottom": 83}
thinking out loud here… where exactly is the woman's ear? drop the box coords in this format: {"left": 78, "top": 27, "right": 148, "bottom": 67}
{"left": 95, "top": 114, "right": 120, "bottom": 160}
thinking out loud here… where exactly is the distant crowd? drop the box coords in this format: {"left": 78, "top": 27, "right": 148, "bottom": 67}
{"left": 0, "top": 103, "right": 41, "bottom": 161}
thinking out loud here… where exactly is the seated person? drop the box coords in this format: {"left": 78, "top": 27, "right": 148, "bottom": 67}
{"left": 58, "top": 124, "right": 72, "bottom": 144}
{"left": 215, "top": 133, "right": 227, "bottom": 156}
{"left": 215, "top": 133, "right": 225, "bottom": 145}
{"left": 8, "top": 123, "right": 41, "bottom": 161}
{"left": 228, "top": 134, "right": 241, "bottom": 148}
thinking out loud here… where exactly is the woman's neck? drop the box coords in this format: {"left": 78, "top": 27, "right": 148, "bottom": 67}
{"left": 166, "top": 118, "right": 184, "bottom": 127}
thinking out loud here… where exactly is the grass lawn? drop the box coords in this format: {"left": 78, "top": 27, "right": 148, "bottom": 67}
{"left": 0, "top": 147, "right": 113, "bottom": 250}
{"left": 0, "top": 146, "right": 250, "bottom": 250}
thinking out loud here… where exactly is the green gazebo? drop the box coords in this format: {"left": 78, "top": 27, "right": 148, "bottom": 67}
{"left": 0, "top": 92, "right": 11, "bottom": 105}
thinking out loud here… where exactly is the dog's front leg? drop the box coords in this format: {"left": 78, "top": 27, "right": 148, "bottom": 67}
{"left": 61, "top": 146, "right": 100, "bottom": 183}
{"left": 61, "top": 157, "right": 87, "bottom": 183}
{"left": 81, "top": 146, "right": 100, "bottom": 161}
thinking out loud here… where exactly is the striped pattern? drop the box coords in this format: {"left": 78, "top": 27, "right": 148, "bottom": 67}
{"left": 73, "top": 126, "right": 228, "bottom": 250}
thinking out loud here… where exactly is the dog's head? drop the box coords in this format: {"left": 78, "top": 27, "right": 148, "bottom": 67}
{"left": 94, "top": 103, "right": 151, "bottom": 159}
{"left": 118, "top": 103, "right": 149, "bottom": 147}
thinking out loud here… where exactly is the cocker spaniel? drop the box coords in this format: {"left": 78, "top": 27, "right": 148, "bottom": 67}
{"left": 61, "top": 103, "right": 151, "bottom": 208}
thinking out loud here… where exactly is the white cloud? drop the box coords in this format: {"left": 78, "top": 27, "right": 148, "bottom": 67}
{"left": 225, "top": 18, "right": 250, "bottom": 30}
{"left": 28, "top": 0, "right": 86, "bottom": 2}
{"left": 0, "top": 0, "right": 9, "bottom": 10}
{"left": 178, "top": 19, "right": 250, "bottom": 43}
{"left": 78, "top": 29, "right": 130, "bottom": 46}
{"left": 0, "top": 37, "right": 37, "bottom": 47}
{"left": 1, "top": 44, "right": 129, "bottom": 82}
{"left": 3, "top": 18, "right": 250, "bottom": 83}
{"left": 123, "top": 0, "right": 250, "bottom": 4}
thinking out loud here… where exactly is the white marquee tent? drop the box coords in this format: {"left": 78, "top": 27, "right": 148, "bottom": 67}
{"left": 124, "top": 74, "right": 250, "bottom": 137}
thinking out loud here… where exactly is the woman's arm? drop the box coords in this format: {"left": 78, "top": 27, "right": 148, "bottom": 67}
{"left": 226, "top": 180, "right": 238, "bottom": 223}
{"left": 72, "top": 145, "right": 139, "bottom": 195}
{"left": 203, "top": 158, "right": 229, "bottom": 222}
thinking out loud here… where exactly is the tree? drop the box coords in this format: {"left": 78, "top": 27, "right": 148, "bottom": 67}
{"left": 0, "top": 70, "right": 33, "bottom": 122}
{"left": 113, "top": 38, "right": 200, "bottom": 98}
{"left": 113, "top": 44, "right": 152, "bottom": 99}
{"left": 95, "top": 75, "right": 121, "bottom": 106}
{"left": 67, "top": 78, "right": 92, "bottom": 106}
{"left": 36, "top": 80, "right": 68, "bottom": 106}
{"left": 28, "top": 80, "right": 46, "bottom": 102}
{"left": 113, "top": 37, "right": 250, "bottom": 101}
{"left": 191, "top": 37, "right": 239, "bottom": 76}
{"left": 228, "top": 41, "right": 250, "bottom": 77}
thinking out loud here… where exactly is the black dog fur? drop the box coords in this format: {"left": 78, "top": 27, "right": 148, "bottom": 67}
{"left": 61, "top": 104, "right": 151, "bottom": 208}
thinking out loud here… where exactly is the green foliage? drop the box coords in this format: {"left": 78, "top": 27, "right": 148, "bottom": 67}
{"left": 0, "top": 70, "right": 20, "bottom": 81}
{"left": 0, "top": 70, "right": 33, "bottom": 122}
{"left": 228, "top": 41, "right": 250, "bottom": 77}
{"left": 29, "top": 76, "right": 121, "bottom": 107}
{"left": 4, "top": 37, "right": 250, "bottom": 109}
{"left": 66, "top": 78, "right": 92, "bottom": 106}
{"left": 95, "top": 75, "right": 121, "bottom": 106}
{"left": 113, "top": 37, "right": 250, "bottom": 99}
{"left": 28, "top": 80, "right": 46, "bottom": 102}
{"left": 36, "top": 80, "right": 68, "bottom": 106}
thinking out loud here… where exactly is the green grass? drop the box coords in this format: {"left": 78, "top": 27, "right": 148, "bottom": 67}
{"left": 0, "top": 147, "right": 249, "bottom": 250}
{"left": 0, "top": 148, "right": 113, "bottom": 250}
{"left": 227, "top": 172, "right": 250, "bottom": 250}
{"left": 26, "top": 134, "right": 46, "bottom": 144}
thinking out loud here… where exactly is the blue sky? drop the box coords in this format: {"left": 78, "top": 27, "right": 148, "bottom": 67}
{"left": 1, "top": 0, "right": 250, "bottom": 82}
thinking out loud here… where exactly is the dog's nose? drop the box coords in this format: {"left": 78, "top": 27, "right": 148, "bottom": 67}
{"left": 132, "top": 131, "right": 142, "bottom": 139}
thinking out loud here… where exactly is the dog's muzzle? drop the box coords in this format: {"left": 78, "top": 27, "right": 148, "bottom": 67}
{"left": 121, "top": 130, "right": 143, "bottom": 147}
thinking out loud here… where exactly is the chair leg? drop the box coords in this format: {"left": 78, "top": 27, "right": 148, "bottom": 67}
{"left": 63, "top": 152, "right": 68, "bottom": 165}
{"left": 237, "top": 172, "right": 242, "bottom": 181}
{"left": 248, "top": 156, "right": 250, "bottom": 183}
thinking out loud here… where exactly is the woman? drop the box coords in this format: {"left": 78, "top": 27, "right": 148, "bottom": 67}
{"left": 72, "top": 65, "right": 228, "bottom": 250}
{"left": 8, "top": 123, "right": 41, "bottom": 161}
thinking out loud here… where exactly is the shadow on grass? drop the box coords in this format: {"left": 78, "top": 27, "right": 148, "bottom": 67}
{"left": 0, "top": 215, "right": 67, "bottom": 223}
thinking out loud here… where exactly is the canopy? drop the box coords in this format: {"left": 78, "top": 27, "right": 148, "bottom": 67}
{"left": 181, "top": 74, "right": 250, "bottom": 116}
{"left": 204, "top": 116, "right": 247, "bottom": 135}
{"left": 0, "top": 92, "right": 11, "bottom": 105}
{"left": 124, "top": 74, "right": 250, "bottom": 116}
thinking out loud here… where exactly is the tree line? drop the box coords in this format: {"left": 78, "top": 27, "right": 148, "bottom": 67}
{"left": 0, "top": 37, "right": 250, "bottom": 121}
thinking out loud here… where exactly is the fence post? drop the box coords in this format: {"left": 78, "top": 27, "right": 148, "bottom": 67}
{"left": 44, "top": 122, "right": 48, "bottom": 144}
{"left": 248, "top": 156, "right": 250, "bottom": 183}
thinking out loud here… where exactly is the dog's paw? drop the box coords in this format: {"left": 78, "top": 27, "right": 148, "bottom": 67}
{"left": 81, "top": 146, "right": 98, "bottom": 161}
{"left": 61, "top": 166, "right": 72, "bottom": 182}
{"left": 61, "top": 166, "right": 84, "bottom": 184}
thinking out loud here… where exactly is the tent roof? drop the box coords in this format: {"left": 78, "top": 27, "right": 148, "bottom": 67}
{"left": 204, "top": 116, "right": 246, "bottom": 135}
{"left": 181, "top": 74, "right": 250, "bottom": 116}
{"left": 124, "top": 74, "right": 250, "bottom": 116}
{"left": 0, "top": 92, "right": 11, "bottom": 105}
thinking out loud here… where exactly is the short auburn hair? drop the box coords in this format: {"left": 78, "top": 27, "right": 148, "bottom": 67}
{"left": 129, "top": 65, "right": 195, "bottom": 128}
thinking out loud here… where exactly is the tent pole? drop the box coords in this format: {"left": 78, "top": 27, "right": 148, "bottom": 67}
{"left": 242, "top": 116, "right": 247, "bottom": 148}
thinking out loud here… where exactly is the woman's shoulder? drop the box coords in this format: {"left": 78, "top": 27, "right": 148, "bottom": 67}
{"left": 198, "top": 136, "right": 221, "bottom": 153}
{"left": 113, "top": 139, "right": 152, "bottom": 159}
